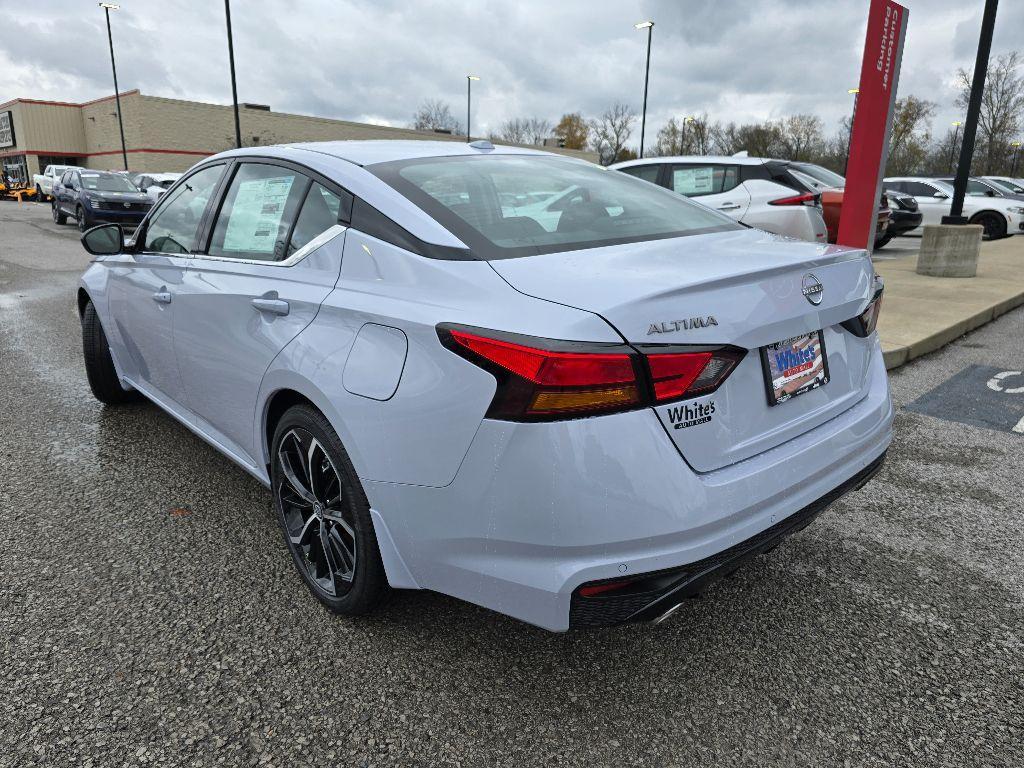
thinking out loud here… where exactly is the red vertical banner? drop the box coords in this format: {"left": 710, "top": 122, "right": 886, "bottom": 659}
{"left": 837, "top": 0, "right": 909, "bottom": 250}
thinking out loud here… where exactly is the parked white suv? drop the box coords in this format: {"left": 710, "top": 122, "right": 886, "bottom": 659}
{"left": 883, "top": 176, "right": 1024, "bottom": 239}
{"left": 609, "top": 155, "right": 829, "bottom": 243}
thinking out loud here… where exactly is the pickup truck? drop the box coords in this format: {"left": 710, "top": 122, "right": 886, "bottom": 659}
{"left": 33, "top": 165, "right": 79, "bottom": 200}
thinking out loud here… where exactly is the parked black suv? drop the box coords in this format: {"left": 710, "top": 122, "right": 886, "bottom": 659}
{"left": 52, "top": 169, "right": 152, "bottom": 232}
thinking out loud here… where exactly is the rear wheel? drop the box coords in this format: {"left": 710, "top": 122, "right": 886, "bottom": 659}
{"left": 52, "top": 202, "right": 67, "bottom": 225}
{"left": 972, "top": 212, "right": 1006, "bottom": 241}
{"left": 81, "top": 300, "right": 136, "bottom": 405}
{"left": 271, "top": 405, "right": 388, "bottom": 616}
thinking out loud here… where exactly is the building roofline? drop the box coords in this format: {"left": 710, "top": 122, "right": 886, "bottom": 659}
{"left": 0, "top": 90, "right": 140, "bottom": 111}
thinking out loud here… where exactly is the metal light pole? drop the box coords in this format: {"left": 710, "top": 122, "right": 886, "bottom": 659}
{"left": 99, "top": 3, "right": 128, "bottom": 170}
{"left": 948, "top": 121, "right": 963, "bottom": 173}
{"left": 224, "top": 0, "right": 242, "bottom": 149}
{"left": 843, "top": 88, "right": 859, "bottom": 176}
{"left": 635, "top": 21, "right": 654, "bottom": 158}
{"left": 466, "top": 75, "right": 479, "bottom": 142}
{"left": 680, "top": 115, "right": 695, "bottom": 154}
{"left": 945, "top": 0, "right": 999, "bottom": 224}
{"left": 1012, "top": 141, "right": 1022, "bottom": 177}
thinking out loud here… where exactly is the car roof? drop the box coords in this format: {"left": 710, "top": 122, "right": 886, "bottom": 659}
{"left": 611, "top": 154, "right": 772, "bottom": 168}
{"left": 278, "top": 140, "right": 555, "bottom": 167}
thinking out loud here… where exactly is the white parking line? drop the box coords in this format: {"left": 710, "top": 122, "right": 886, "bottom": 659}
{"left": 1014, "top": 415, "right": 1024, "bottom": 434}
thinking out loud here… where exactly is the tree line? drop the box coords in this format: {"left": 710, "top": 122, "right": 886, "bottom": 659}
{"left": 411, "top": 51, "right": 1024, "bottom": 177}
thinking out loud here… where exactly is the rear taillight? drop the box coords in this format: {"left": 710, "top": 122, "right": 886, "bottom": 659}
{"left": 841, "top": 282, "right": 884, "bottom": 338}
{"left": 769, "top": 192, "right": 820, "bottom": 207}
{"left": 439, "top": 325, "right": 745, "bottom": 421}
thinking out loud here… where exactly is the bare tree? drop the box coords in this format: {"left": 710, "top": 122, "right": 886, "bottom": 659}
{"left": 885, "top": 96, "right": 935, "bottom": 175}
{"left": 778, "top": 114, "right": 824, "bottom": 161}
{"left": 956, "top": 51, "right": 1024, "bottom": 174}
{"left": 412, "top": 99, "right": 463, "bottom": 135}
{"left": 498, "top": 118, "right": 530, "bottom": 144}
{"left": 590, "top": 103, "right": 636, "bottom": 165}
{"left": 712, "top": 120, "right": 782, "bottom": 158}
{"left": 525, "top": 117, "right": 553, "bottom": 145}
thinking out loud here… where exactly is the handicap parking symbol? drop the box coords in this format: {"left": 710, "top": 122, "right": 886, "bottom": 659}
{"left": 908, "top": 365, "right": 1024, "bottom": 435}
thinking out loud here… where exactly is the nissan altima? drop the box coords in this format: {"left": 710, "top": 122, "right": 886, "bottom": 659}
{"left": 77, "top": 141, "right": 893, "bottom": 631}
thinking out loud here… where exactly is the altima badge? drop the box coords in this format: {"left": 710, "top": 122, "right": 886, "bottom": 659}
{"left": 801, "top": 273, "right": 823, "bottom": 305}
{"left": 647, "top": 316, "right": 718, "bottom": 335}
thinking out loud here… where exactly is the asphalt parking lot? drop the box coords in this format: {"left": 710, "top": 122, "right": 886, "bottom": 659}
{"left": 2, "top": 201, "right": 1022, "bottom": 767}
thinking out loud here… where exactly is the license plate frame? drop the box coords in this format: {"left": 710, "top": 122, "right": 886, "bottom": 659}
{"left": 760, "top": 330, "right": 830, "bottom": 406}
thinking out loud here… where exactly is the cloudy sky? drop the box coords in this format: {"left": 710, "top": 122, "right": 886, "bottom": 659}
{"left": 1, "top": 0, "right": 1021, "bottom": 148}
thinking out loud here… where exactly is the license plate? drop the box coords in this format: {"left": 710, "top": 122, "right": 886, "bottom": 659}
{"left": 760, "top": 330, "right": 829, "bottom": 406}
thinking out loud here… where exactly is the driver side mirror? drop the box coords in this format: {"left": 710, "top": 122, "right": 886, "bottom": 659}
{"left": 81, "top": 223, "right": 124, "bottom": 256}
{"left": 933, "top": 192, "right": 948, "bottom": 199}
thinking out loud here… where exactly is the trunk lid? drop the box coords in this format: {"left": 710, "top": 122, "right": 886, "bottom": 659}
{"left": 489, "top": 228, "right": 878, "bottom": 472}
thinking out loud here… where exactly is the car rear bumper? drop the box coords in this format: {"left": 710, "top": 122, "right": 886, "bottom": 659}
{"left": 365, "top": 342, "right": 894, "bottom": 631}
{"left": 569, "top": 451, "right": 886, "bottom": 627}
{"left": 887, "top": 210, "right": 923, "bottom": 237}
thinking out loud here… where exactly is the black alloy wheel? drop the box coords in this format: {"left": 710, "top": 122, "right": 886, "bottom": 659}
{"left": 271, "top": 405, "right": 388, "bottom": 616}
{"left": 76, "top": 205, "right": 89, "bottom": 233}
{"left": 973, "top": 212, "right": 1006, "bottom": 241}
{"left": 52, "top": 201, "right": 66, "bottom": 225}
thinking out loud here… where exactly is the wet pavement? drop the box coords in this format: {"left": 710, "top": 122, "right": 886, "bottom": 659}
{"left": 2, "top": 202, "right": 1022, "bottom": 767}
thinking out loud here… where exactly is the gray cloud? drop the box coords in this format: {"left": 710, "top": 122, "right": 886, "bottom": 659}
{"left": 0, "top": 0, "right": 1020, "bottom": 150}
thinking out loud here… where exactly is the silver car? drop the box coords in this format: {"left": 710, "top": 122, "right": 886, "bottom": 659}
{"left": 78, "top": 141, "right": 893, "bottom": 631}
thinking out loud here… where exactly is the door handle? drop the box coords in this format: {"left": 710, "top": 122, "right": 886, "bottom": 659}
{"left": 152, "top": 290, "right": 172, "bottom": 304}
{"left": 251, "top": 297, "right": 290, "bottom": 316}
{"left": 717, "top": 202, "right": 741, "bottom": 211}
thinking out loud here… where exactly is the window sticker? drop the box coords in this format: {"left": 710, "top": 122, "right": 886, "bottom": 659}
{"left": 223, "top": 175, "right": 294, "bottom": 253}
{"left": 673, "top": 167, "right": 715, "bottom": 195}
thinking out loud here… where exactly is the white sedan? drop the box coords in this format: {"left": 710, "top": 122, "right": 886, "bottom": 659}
{"left": 882, "top": 176, "right": 1024, "bottom": 239}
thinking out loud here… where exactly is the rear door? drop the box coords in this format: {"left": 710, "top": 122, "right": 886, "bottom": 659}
{"left": 173, "top": 160, "right": 352, "bottom": 463}
{"left": 668, "top": 163, "right": 750, "bottom": 220}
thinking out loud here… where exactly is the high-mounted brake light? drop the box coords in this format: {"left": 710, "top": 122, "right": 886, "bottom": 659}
{"left": 769, "top": 192, "right": 820, "bottom": 207}
{"left": 439, "top": 325, "right": 746, "bottom": 422}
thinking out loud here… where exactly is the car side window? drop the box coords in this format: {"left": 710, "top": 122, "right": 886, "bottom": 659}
{"left": 143, "top": 164, "right": 225, "bottom": 254}
{"left": 207, "top": 163, "right": 307, "bottom": 262}
{"left": 287, "top": 182, "right": 347, "bottom": 257}
{"left": 618, "top": 165, "right": 662, "bottom": 185}
{"left": 670, "top": 164, "right": 739, "bottom": 197}
{"left": 903, "top": 181, "right": 938, "bottom": 197}
{"left": 965, "top": 179, "right": 992, "bottom": 196}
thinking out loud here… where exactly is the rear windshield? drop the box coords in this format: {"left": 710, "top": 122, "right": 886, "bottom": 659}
{"left": 791, "top": 163, "right": 846, "bottom": 189}
{"left": 369, "top": 154, "right": 739, "bottom": 259}
{"left": 80, "top": 173, "right": 138, "bottom": 192}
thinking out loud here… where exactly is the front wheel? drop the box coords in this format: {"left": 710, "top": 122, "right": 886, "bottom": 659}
{"left": 52, "top": 202, "right": 67, "bottom": 225}
{"left": 76, "top": 205, "right": 90, "bottom": 233}
{"left": 875, "top": 233, "right": 893, "bottom": 249}
{"left": 972, "top": 212, "right": 1006, "bottom": 241}
{"left": 272, "top": 405, "right": 388, "bottom": 616}
{"left": 81, "top": 300, "right": 136, "bottom": 405}
{"left": 35, "top": 185, "right": 44, "bottom": 202}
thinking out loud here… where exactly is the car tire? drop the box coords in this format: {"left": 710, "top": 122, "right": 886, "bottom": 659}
{"left": 35, "top": 185, "right": 44, "bottom": 202}
{"left": 271, "top": 404, "right": 389, "bottom": 616}
{"left": 76, "top": 205, "right": 90, "bottom": 233}
{"left": 52, "top": 202, "right": 67, "bottom": 225}
{"left": 874, "top": 233, "right": 893, "bottom": 249}
{"left": 971, "top": 212, "right": 1006, "bottom": 241}
{"left": 81, "top": 300, "right": 136, "bottom": 405}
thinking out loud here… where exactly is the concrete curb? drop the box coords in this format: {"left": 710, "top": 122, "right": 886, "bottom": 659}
{"left": 879, "top": 237, "right": 1024, "bottom": 371}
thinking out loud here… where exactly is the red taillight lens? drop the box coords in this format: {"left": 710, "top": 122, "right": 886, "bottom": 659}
{"left": 769, "top": 192, "right": 819, "bottom": 206}
{"left": 443, "top": 327, "right": 642, "bottom": 419}
{"left": 440, "top": 326, "right": 746, "bottom": 421}
{"left": 644, "top": 348, "right": 746, "bottom": 402}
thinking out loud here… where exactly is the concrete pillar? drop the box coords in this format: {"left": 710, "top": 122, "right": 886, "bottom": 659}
{"left": 916, "top": 224, "right": 983, "bottom": 278}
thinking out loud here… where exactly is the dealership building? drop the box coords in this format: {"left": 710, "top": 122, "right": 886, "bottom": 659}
{"left": 0, "top": 89, "right": 594, "bottom": 184}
